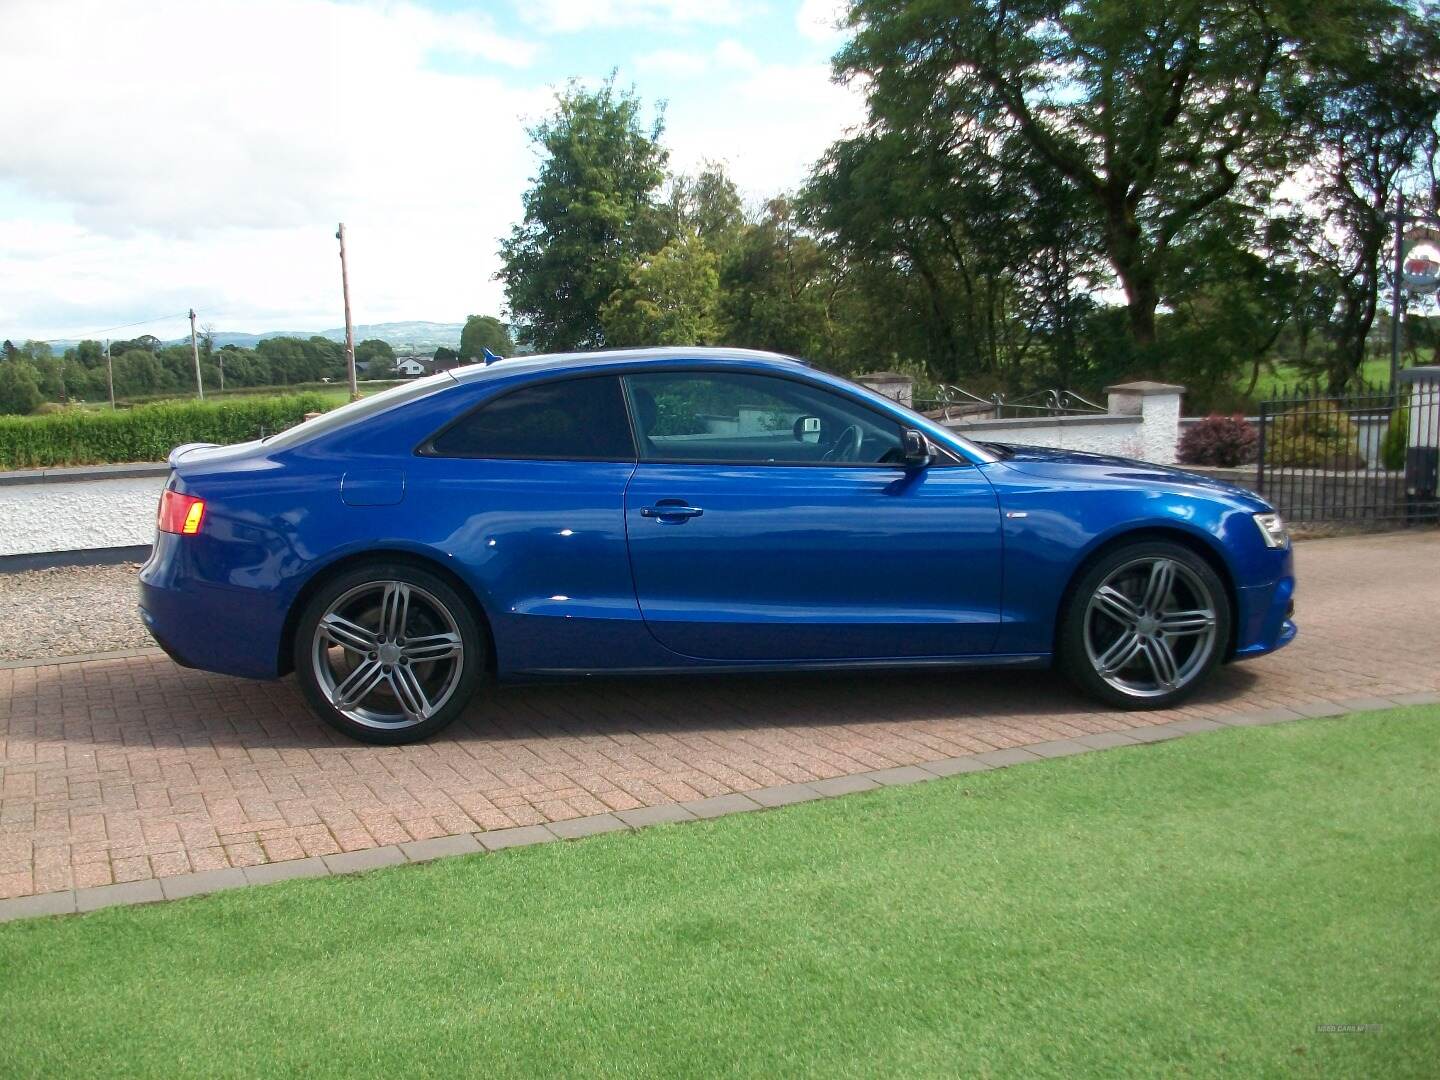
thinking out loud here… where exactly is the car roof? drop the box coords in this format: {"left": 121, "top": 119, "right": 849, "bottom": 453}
{"left": 446, "top": 346, "right": 810, "bottom": 385}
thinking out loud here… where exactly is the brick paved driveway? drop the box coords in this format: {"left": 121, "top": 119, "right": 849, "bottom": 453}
{"left": 2, "top": 531, "right": 1437, "bottom": 900}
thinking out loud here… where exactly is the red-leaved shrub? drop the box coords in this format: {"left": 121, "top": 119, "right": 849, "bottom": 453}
{"left": 1177, "top": 413, "right": 1259, "bottom": 468}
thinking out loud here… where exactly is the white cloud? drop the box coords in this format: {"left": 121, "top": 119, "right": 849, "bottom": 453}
{"left": 0, "top": 0, "right": 863, "bottom": 340}
{"left": 517, "top": 0, "right": 754, "bottom": 33}
{"left": 0, "top": 0, "right": 547, "bottom": 338}
{"left": 662, "top": 61, "right": 865, "bottom": 196}
{"left": 635, "top": 38, "right": 759, "bottom": 78}
{"left": 635, "top": 48, "right": 711, "bottom": 77}
{"left": 796, "top": 0, "right": 849, "bottom": 43}
{"left": 1, "top": 0, "right": 538, "bottom": 236}
{"left": 713, "top": 39, "right": 761, "bottom": 71}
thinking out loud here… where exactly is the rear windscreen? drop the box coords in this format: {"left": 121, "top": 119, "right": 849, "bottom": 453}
{"left": 261, "top": 373, "right": 456, "bottom": 449}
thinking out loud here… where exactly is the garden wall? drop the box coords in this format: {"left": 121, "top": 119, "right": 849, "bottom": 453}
{"left": 0, "top": 466, "right": 167, "bottom": 558}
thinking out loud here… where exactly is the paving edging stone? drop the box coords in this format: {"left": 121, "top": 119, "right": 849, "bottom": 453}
{"left": 0, "top": 692, "right": 1426, "bottom": 924}
{"left": 0, "top": 646, "right": 166, "bottom": 671}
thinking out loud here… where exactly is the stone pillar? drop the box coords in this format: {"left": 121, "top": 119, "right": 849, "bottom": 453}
{"left": 856, "top": 372, "right": 914, "bottom": 409}
{"left": 1398, "top": 366, "right": 1440, "bottom": 515}
{"left": 1105, "top": 380, "right": 1185, "bottom": 464}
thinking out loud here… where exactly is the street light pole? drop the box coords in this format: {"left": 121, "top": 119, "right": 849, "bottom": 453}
{"left": 337, "top": 223, "right": 359, "bottom": 401}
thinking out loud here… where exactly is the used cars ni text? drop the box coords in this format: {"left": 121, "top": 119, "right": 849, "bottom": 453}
{"left": 139, "top": 348, "right": 1296, "bottom": 744}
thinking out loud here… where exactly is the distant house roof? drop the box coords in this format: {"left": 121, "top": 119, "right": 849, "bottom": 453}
{"left": 395, "top": 353, "right": 465, "bottom": 376}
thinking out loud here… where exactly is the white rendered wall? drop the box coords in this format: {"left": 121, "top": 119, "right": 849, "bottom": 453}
{"left": 0, "top": 477, "right": 165, "bottom": 556}
{"left": 945, "top": 416, "right": 1147, "bottom": 460}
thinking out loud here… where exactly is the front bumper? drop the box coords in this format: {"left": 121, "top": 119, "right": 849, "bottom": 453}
{"left": 1231, "top": 572, "right": 1297, "bottom": 661}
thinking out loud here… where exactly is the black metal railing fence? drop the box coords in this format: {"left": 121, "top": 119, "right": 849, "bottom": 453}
{"left": 1257, "top": 380, "right": 1438, "bottom": 524}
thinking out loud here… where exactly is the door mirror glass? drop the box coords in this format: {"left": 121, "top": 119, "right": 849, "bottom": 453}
{"left": 902, "top": 429, "right": 932, "bottom": 468}
{"left": 792, "top": 415, "right": 822, "bottom": 443}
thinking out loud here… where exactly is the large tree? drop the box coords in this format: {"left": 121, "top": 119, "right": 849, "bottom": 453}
{"left": 601, "top": 234, "right": 721, "bottom": 346}
{"left": 458, "top": 315, "right": 514, "bottom": 359}
{"left": 498, "top": 78, "right": 668, "bottom": 351}
{"left": 718, "top": 199, "right": 842, "bottom": 362}
{"left": 837, "top": 0, "right": 1306, "bottom": 349}
{"left": 1296, "top": 6, "right": 1440, "bottom": 388}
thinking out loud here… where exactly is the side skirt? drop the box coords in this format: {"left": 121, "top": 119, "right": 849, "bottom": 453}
{"left": 505, "top": 652, "right": 1052, "bottom": 681}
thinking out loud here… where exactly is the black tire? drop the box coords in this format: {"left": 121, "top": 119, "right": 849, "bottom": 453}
{"left": 1058, "top": 539, "right": 1230, "bottom": 711}
{"left": 293, "top": 561, "right": 486, "bottom": 744}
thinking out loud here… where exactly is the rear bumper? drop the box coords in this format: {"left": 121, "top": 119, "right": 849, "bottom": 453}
{"left": 138, "top": 536, "right": 288, "bottom": 679}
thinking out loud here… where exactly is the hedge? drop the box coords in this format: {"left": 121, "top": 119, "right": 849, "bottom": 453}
{"left": 0, "top": 393, "right": 332, "bottom": 470}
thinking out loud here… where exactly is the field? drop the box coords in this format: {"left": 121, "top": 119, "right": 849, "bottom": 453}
{"left": 59, "top": 379, "right": 406, "bottom": 411}
{"left": 1243, "top": 356, "right": 1397, "bottom": 402}
{"left": 1, "top": 705, "right": 1435, "bottom": 1078}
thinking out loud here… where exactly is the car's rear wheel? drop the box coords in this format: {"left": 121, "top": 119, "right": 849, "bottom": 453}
{"left": 294, "top": 562, "right": 484, "bottom": 744}
{"left": 1059, "top": 540, "right": 1229, "bottom": 710}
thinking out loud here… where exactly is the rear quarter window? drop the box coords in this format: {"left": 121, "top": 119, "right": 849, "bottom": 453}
{"left": 425, "top": 376, "right": 636, "bottom": 461}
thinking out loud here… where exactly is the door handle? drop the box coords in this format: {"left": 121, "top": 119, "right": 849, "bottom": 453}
{"left": 640, "top": 503, "right": 704, "bottom": 521}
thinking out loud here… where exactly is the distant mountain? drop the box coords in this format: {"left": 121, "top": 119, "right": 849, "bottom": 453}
{"left": 196, "top": 321, "right": 465, "bottom": 351}
{"left": 42, "top": 320, "right": 466, "bottom": 352}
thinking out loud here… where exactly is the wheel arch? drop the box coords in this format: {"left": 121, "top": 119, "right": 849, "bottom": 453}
{"left": 277, "top": 547, "right": 498, "bottom": 676}
{"left": 1053, "top": 525, "right": 1240, "bottom": 662}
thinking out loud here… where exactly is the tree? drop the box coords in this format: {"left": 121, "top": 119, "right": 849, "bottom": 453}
{"left": 20, "top": 340, "right": 53, "bottom": 363}
{"left": 354, "top": 338, "right": 396, "bottom": 373}
{"left": 718, "top": 199, "right": 841, "bottom": 363}
{"left": 601, "top": 234, "right": 722, "bottom": 346}
{"left": 114, "top": 349, "right": 164, "bottom": 395}
{"left": 458, "top": 316, "right": 513, "bottom": 359}
{"left": 498, "top": 77, "right": 669, "bottom": 351}
{"left": 664, "top": 162, "right": 746, "bottom": 248}
{"left": 0, "top": 360, "right": 43, "bottom": 415}
{"left": 1293, "top": 7, "right": 1440, "bottom": 388}
{"left": 111, "top": 334, "right": 161, "bottom": 355}
{"left": 256, "top": 337, "right": 308, "bottom": 385}
{"left": 837, "top": 0, "right": 1304, "bottom": 350}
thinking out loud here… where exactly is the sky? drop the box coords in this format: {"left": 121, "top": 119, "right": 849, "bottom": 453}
{"left": 0, "top": 0, "right": 862, "bottom": 344}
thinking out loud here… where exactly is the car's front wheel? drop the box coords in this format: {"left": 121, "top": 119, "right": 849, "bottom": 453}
{"left": 294, "top": 562, "right": 485, "bottom": 744}
{"left": 1059, "top": 540, "right": 1229, "bottom": 710}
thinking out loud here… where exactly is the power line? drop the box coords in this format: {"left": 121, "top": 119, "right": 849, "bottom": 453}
{"left": 24, "top": 311, "right": 194, "bottom": 346}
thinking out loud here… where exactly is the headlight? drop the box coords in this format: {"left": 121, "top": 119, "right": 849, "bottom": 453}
{"left": 1253, "top": 512, "right": 1288, "bottom": 549}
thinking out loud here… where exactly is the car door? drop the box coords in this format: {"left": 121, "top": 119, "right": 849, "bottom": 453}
{"left": 621, "top": 369, "right": 1004, "bottom": 662}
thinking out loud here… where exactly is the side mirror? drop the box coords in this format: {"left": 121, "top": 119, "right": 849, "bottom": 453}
{"left": 792, "top": 415, "right": 822, "bottom": 443}
{"left": 902, "top": 428, "right": 932, "bottom": 469}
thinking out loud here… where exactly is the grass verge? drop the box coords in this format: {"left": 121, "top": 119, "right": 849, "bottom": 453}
{"left": 2, "top": 707, "right": 1437, "bottom": 1077}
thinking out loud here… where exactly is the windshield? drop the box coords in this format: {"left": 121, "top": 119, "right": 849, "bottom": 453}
{"left": 833, "top": 375, "right": 997, "bottom": 464}
{"left": 261, "top": 373, "right": 455, "bottom": 448}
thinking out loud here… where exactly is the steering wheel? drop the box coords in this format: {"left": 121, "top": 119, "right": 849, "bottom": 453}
{"left": 823, "top": 424, "right": 864, "bottom": 463}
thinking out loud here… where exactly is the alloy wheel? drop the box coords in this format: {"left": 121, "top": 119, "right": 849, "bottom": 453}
{"left": 310, "top": 580, "right": 465, "bottom": 730}
{"left": 1082, "top": 556, "right": 1219, "bottom": 699}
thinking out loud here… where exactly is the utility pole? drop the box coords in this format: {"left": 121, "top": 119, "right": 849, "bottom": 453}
{"left": 1390, "top": 192, "right": 1406, "bottom": 389}
{"left": 189, "top": 308, "right": 204, "bottom": 400}
{"left": 104, "top": 339, "right": 114, "bottom": 409}
{"left": 336, "top": 223, "right": 359, "bottom": 400}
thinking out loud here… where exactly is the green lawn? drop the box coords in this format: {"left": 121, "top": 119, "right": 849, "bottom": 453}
{"left": 2, "top": 707, "right": 1436, "bottom": 1078}
{"left": 1244, "top": 356, "right": 1406, "bottom": 401}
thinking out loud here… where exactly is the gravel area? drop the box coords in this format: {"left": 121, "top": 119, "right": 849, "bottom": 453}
{"left": 0, "top": 563, "right": 153, "bottom": 662}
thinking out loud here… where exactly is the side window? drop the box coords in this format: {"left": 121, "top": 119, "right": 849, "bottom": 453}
{"left": 427, "top": 376, "right": 635, "bottom": 461}
{"left": 625, "top": 372, "right": 905, "bottom": 465}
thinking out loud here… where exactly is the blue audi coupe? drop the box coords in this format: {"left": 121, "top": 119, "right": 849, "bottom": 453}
{"left": 139, "top": 348, "right": 1296, "bottom": 744}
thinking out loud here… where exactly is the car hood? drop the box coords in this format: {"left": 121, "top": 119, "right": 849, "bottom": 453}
{"left": 982, "top": 442, "right": 1268, "bottom": 506}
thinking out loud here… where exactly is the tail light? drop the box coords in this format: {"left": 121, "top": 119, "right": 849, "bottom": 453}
{"left": 157, "top": 490, "right": 206, "bottom": 535}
